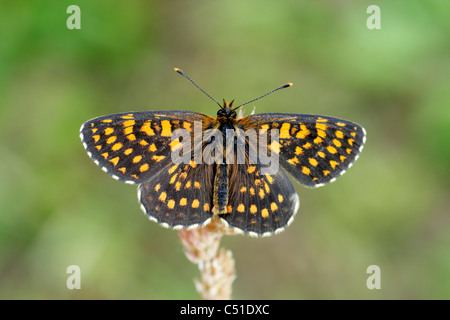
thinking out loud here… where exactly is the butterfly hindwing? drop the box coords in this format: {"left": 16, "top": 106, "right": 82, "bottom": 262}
{"left": 222, "top": 162, "right": 299, "bottom": 236}
{"left": 138, "top": 162, "right": 215, "bottom": 229}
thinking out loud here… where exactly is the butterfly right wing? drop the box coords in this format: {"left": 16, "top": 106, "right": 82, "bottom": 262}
{"left": 81, "top": 110, "right": 218, "bottom": 229}
{"left": 138, "top": 161, "right": 215, "bottom": 229}
{"left": 80, "top": 110, "right": 214, "bottom": 184}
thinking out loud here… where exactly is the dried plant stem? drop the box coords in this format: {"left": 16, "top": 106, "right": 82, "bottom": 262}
{"left": 178, "top": 108, "right": 253, "bottom": 299}
{"left": 178, "top": 216, "right": 237, "bottom": 300}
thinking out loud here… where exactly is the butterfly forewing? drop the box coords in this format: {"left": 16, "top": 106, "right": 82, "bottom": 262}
{"left": 80, "top": 111, "right": 214, "bottom": 184}
{"left": 238, "top": 113, "right": 366, "bottom": 188}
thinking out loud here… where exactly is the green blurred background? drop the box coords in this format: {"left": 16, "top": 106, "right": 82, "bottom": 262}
{"left": 0, "top": 0, "right": 449, "bottom": 299}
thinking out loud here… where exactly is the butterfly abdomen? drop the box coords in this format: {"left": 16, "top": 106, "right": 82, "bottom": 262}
{"left": 212, "top": 162, "right": 230, "bottom": 214}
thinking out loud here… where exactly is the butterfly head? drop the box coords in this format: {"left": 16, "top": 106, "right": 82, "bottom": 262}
{"left": 217, "top": 99, "right": 237, "bottom": 119}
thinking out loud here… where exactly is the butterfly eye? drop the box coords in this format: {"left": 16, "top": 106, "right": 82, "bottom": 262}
{"left": 231, "top": 111, "right": 237, "bottom": 118}
{"left": 217, "top": 109, "right": 226, "bottom": 117}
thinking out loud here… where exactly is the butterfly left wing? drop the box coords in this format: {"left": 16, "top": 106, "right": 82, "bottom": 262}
{"left": 237, "top": 113, "right": 366, "bottom": 188}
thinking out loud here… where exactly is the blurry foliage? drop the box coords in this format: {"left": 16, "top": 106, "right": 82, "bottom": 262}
{"left": 0, "top": 0, "right": 449, "bottom": 299}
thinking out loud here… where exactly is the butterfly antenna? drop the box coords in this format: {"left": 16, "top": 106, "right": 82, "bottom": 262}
{"left": 174, "top": 68, "right": 222, "bottom": 108}
{"left": 235, "top": 82, "right": 293, "bottom": 110}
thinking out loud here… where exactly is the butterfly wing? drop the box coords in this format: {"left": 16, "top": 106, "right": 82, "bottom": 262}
{"left": 138, "top": 161, "right": 215, "bottom": 229}
{"left": 80, "top": 111, "right": 214, "bottom": 184}
{"left": 80, "top": 111, "right": 217, "bottom": 228}
{"left": 237, "top": 113, "right": 366, "bottom": 188}
{"left": 221, "top": 161, "right": 299, "bottom": 237}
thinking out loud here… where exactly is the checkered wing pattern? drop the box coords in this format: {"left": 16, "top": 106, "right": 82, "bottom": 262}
{"left": 138, "top": 162, "right": 215, "bottom": 229}
{"left": 222, "top": 162, "right": 299, "bottom": 236}
{"left": 80, "top": 108, "right": 366, "bottom": 236}
{"left": 80, "top": 111, "right": 217, "bottom": 228}
{"left": 80, "top": 111, "right": 213, "bottom": 184}
{"left": 238, "top": 113, "right": 366, "bottom": 188}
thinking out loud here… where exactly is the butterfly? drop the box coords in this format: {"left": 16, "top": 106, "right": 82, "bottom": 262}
{"left": 80, "top": 68, "right": 366, "bottom": 237}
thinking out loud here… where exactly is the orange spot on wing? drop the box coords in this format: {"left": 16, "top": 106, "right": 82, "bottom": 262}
{"left": 335, "top": 130, "right": 344, "bottom": 139}
{"left": 296, "top": 124, "right": 310, "bottom": 139}
{"left": 279, "top": 123, "right": 291, "bottom": 139}
{"left": 333, "top": 139, "right": 342, "bottom": 147}
{"left": 106, "top": 136, "right": 117, "bottom": 144}
{"left": 140, "top": 122, "right": 155, "bottom": 136}
{"left": 191, "top": 199, "right": 200, "bottom": 208}
{"left": 167, "top": 199, "right": 175, "bottom": 209}
{"left": 111, "top": 142, "right": 123, "bottom": 151}
{"left": 288, "top": 157, "right": 300, "bottom": 165}
{"left": 104, "top": 127, "right": 114, "bottom": 135}
{"left": 327, "top": 146, "right": 337, "bottom": 154}
{"left": 247, "top": 166, "right": 256, "bottom": 174}
{"left": 133, "top": 155, "right": 142, "bottom": 163}
{"left": 124, "top": 148, "right": 133, "bottom": 155}
{"left": 159, "top": 192, "right": 167, "bottom": 202}
{"left": 261, "top": 208, "right": 269, "bottom": 218}
{"left": 161, "top": 120, "right": 172, "bottom": 137}
{"left": 109, "top": 157, "right": 119, "bottom": 167}
{"left": 309, "top": 158, "right": 319, "bottom": 166}
{"left": 302, "top": 166, "right": 311, "bottom": 175}
{"left": 152, "top": 155, "right": 166, "bottom": 162}
{"left": 330, "top": 160, "right": 339, "bottom": 169}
